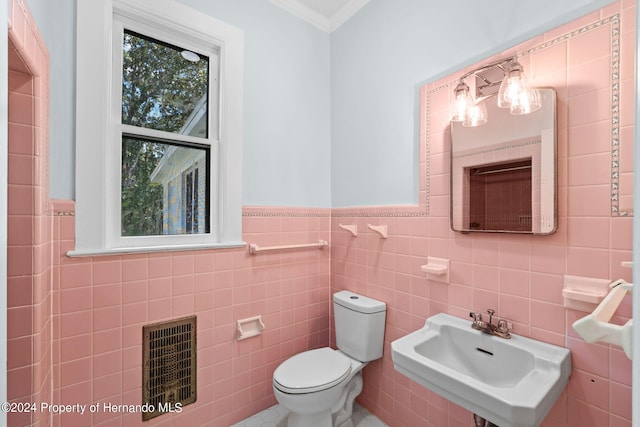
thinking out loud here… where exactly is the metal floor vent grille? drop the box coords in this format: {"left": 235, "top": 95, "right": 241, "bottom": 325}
{"left": 142, "top": 316, "right": 197, "bottom": 421}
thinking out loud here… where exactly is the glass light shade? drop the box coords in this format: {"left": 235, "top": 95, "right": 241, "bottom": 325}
{"left": 510, "top": 88, "right": 541, "bottom": 115}
{"left": 497, "top": 61, "right": 541, "bottom": 116}
{"left": 462, "top": 101, "right": 487, "bottom": 127}
{"left": 497, "top": 62, "right": 527, "bottom": 108}
{"left": 450, "top": 81, "right": 473, "bottom": 122}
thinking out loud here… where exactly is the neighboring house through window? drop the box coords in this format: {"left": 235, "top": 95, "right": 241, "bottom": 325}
{"left": 72, "top": 0, "right": 244, "bottom": 255}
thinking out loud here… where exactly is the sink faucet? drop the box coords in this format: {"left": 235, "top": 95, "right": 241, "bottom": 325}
{"left": 469, "top": 309, "right": 511, "bottom": 339}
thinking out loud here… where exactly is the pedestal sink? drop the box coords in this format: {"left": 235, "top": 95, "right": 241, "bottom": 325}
{"left": 391, "top": 313, "right": 571, "bottom": 427}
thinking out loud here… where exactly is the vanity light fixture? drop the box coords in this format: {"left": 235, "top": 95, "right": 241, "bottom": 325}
{"left": 449, "top": 57, "right": 540, "bottom": 127}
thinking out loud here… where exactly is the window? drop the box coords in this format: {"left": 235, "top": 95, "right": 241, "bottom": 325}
{"left": 122, "top": 138, "right": 208, "bottom": 236}
{"left": 118, "top": 28, "right": 213, "bottom": 238}
{"left": 73, "top": 0, "right": 244, "bottom": 255}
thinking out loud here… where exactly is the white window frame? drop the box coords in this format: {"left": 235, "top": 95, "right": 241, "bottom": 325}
{"left": 181, "top": 161, "right": 204, "bottom": 234}
{"left": 72, "top": 0, "right": 244, "bottom": 256}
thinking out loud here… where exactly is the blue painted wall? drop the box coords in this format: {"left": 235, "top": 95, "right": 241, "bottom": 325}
{"left": 329, "top": 0, "right": 616, "bottom": 207}
{"left": 24, "top": 0, "right": 76, "bottom": 203}
{"left": 26, "top": 0, "right": 615, "bottom": 207}
{"left": 178, "top": 0, "right": 332, "bottom": 207}
{"left": 26, "top": 0, "right": 332, "bottom": 207}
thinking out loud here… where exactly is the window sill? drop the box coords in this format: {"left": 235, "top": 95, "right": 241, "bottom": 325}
{"left": 66, "top": 241, "right": 247, "bottom": 258}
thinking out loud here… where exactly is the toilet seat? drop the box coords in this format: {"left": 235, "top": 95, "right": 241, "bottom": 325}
{"left": 273, "top": 348, "right": 351, "bottom": 394}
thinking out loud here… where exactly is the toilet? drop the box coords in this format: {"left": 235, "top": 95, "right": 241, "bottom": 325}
{"left": 272, "top": 291, "right": 386, "bottom": 427}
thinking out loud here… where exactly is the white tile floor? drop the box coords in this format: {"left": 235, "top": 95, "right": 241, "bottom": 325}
{"left": 230, "top": 403, "right": 388, "bottom": 427}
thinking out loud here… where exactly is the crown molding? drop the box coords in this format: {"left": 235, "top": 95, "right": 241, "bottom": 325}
{"left": 270, "top": 0, "right": 331, "bottom": 32}
{"left": 270, "top": 0, "right": 369, "bottom": 33}
{"left": 329, "top": 0, "right": 369, "bottom": 32}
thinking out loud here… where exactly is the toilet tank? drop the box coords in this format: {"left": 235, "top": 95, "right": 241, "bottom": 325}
{"left": 333, "top": 291, "right": 386, "bottom": 362}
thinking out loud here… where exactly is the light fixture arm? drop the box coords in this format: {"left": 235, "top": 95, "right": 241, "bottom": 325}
{"left": 457, "top": 56, "right": 516, "bottom": 83}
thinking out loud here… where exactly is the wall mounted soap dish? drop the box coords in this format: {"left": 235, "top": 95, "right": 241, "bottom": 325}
{"left": 421, "top": 257, "right": 450, "bottom": 284}
{"left": 562, "top": 275, "right": 609, "bottom": 313}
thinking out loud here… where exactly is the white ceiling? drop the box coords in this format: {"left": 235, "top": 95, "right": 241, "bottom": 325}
{"left": 270, "top": 0, "right": 369, "bottom": 33}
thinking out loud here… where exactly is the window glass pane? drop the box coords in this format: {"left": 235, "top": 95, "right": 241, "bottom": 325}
{"left": 122, "top": 136, "right": 209, "bottom": 236}
{"left": 122, "top": 30, "right": 210, "bottom": 138}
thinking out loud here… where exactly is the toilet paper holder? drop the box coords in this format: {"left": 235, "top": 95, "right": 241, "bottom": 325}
{"left": 236, "top": 315, "right": 266, "bottom": 340}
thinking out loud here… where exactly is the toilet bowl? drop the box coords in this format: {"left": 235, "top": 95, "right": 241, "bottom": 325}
{"left": 272, "top": 348, "right": 364, "bottom": 427}
{"left": 272, "top": 291, "right": 387, "bottom": 427}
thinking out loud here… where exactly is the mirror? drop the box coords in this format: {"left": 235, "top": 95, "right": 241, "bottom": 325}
{"left": 450, "top": 88, "right": 557, "bottom": 234}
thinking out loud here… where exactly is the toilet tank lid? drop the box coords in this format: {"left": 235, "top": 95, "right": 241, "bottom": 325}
{"left": 333, "top": 291, "right": 386, "bottom": 314}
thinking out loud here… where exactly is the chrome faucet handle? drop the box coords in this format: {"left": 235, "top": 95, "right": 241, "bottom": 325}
{"left": 497, "top": 319, "right": 511, "bottom": 333}
{"left": 486, "top": 309, "right": 495, "bottom": 324}
{"left": 469, "top": 312, "right": 483, "bottom": 322}
{"left": 496, "top": 319, "right": 512, "bottom": 338}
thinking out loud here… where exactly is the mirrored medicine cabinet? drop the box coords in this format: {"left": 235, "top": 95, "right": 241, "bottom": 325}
{"left": 450, "top": 88, "right": 557, "bottom": 234}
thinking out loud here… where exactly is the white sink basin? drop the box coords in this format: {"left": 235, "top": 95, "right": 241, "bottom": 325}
{"left": 391, "top": 313, "right": 571, "bottom": 427}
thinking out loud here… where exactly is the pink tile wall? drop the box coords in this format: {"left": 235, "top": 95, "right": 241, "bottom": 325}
{"left": 7, "top": 2, "right": 333, "bottom": 426}
{"left": 49, "top": 204, "right": 330, "bottom": 427}
{"left": 5, "top": 1, "right": 635, "bottom": 427}
{"left": 333, "top": 2, "right": 634, "bottom": 426}
{"left": 7, "top": 0, "right": 52, "bottom": 426}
